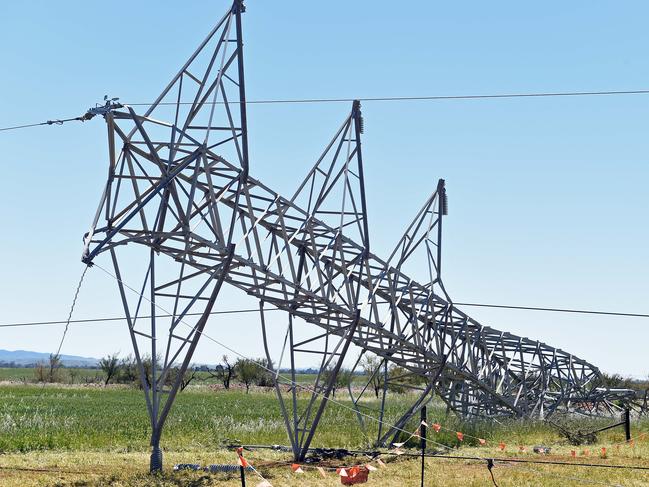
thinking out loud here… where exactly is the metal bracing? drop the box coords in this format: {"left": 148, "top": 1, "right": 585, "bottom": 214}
{"left": 256, "top": 101, "right": 371, "bottom": 460}
{"left": 81, "top": 0, "right": 633, "bottom": 469}
{"left": 82, "top": 0, "right": 249, "bottom": 471}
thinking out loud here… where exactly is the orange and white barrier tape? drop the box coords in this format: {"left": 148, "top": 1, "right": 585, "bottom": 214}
{"left": 291, "top": 463, "right": 304, "bottom": 474}
{"left": 420, "top": 417, "right": 648, "bottom": 463}
{"left": 288, "top": 461, "right": 379, "bottom": 481}
{"left": 236, "top": 447, "right": 249, "bottom": 468}
{"left": 234, "top": 447, "right": 273, "bottom": 487}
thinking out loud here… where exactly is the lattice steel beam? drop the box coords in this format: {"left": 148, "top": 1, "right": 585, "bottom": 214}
{"left": 81, "top": 0, "right": 632, "bottom": 469}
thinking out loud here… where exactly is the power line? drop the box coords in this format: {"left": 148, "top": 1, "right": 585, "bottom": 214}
{"left": 0, "top": 307, "right": 274, "bottom": 328}
{"left": 0, "top": 114, "right": 93, "bottom": 133}
{"left": 0, "top": 121, "right": 53, "bottom": 132}
{"left": 126, "top": 88, "right": 649, "bottom": 106}
{"left": 1, "top": 302, "right": 647, "bottom": 329}
{"left": 454, "top": 303, "right": 649, "bottom": 319}
{"left": 3, "top": 88, "right": 649, "bottom": 133}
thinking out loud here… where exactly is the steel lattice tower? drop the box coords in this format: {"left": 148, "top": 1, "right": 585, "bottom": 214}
{"left": 81, "top": 0, "right": 638, "bottom": 470}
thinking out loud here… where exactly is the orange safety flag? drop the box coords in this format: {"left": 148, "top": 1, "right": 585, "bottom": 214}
{"left": 498, "top": 442, "right": 506, "bottom": 451}
{"left": 366, "top": 464, "right": 378, "bottom": 472}
{"left": 392, "top": 442, "right": 405, "bottom": 448}
{"left": 571, "top": 450, "right": 576, "bottom": 458}
{"left": 456, "top": 432, "right": 464, "bottom": 441}
{"left": 316, "top": 466, "right": 327, "bottom": 478}
{"left": 348, "top": 466, "right": 361, "bottom": 478}
{"left": 291, "top": 463, "right": 304, "bottom": 474}
{"left": 433, "top": 423, "right": 442, "bottom": 433}
{"left": 479, "top": 438, "right": 486, "bottom": 446}
{"left": 582, "top": 449, "right": 590, "bottom": 456}
{"left": 377, "top": 459, "right": 387, "bottom": 468}
{"left": 601, "top": 447, "right": 607, "bottom": 458}
{"left": 630, "top": 440, "right": 636, "bottom": 448}
{"left": 236, "top": 447, "right": 249, "bottom": 468}
{"left": 338, "top": 468, "right": 348, "bottom": 477}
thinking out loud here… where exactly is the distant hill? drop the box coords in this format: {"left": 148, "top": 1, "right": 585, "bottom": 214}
{"left": 0, "top": 349, "right": 99, "bottom": 367}
{"left": 0, "top": 350, "right": 327, "bottom": 372}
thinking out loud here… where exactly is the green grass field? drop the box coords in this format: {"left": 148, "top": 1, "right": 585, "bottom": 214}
{"left": 0, "top": 384, "right": 460, "bottom": 452}
{"left": 0, "top": 367, "right": 102, "bottom": 383}
{"left": 1, "top": 384, "right": 649, "bottom": 486}
{"left": 0, "top": 367, "right": 367, "bottom": 386}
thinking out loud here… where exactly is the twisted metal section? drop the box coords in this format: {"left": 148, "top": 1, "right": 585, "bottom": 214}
{"left": 81, "top": 0, "right": 633, "bottom": 466}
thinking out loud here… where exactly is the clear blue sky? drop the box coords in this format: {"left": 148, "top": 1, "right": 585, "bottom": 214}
{"left": 1, "top": 1, "right": 647, "bottom": 376}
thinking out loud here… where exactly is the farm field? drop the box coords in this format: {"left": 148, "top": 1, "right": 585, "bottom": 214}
{"left": 0, "top": 367, "right": 102, "bottom": 383}
{"left": 1, "top": 384, "right": 649, "bottom": 486}
{"left": 0, "top": 367, "right": 367, "bottom": 386}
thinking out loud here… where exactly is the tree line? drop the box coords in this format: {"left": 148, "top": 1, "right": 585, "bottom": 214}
{"left": 30, "top": 352, "right": 276, "bottom": 393}
{"left": 27, "top": 352, "right": 425, "bottom": 396}
{"left": 23, "top": 353, "right": 649, "bottom": 396}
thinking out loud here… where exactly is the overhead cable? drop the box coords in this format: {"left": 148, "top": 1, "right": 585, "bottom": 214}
{"left": 127, "top": 89, "right": 649, "bottom": 106}
{"left": 3, "top": 89, "right": 649, "bottom": 132}
{"left": 1, "top": 302, "right": 647, "bottom": 329}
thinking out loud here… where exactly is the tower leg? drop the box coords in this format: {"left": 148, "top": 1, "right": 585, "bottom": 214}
{"left": 150, "top": 445, "right": 163, "bottom": 473}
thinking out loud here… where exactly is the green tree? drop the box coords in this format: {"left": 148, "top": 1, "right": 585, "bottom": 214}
{"left": 68, "top": 367, "right": 79, "bottom": 384}
{"left": 235, "top": 358, "right": 264, "bottom": 393}
{"left": 34, "top": 354, "right": 62, "bottom": 383}
{"left": 47, "top": 354, "right": 62, "bottom": 383}
{"left": 211, "top": 355, "right": 236, "bottom": 389}
{"left": 118, "top": 355, "right": 138, "bottom": 384}
{"left": 321, "top": 366, "right": 353, "bottom": 397}
{"left": 360, "top": 354, "right": 385, "bottom": 398}
{"left": 99, "top": 353, "right": 120, "bottom": 386}
{"left": 386, "top": 365, "right": 425, "bottom": 394}
{"left": 600, "top": 372, "right": 636, "bottom": 390}
{"left": 166, "top": 366, "right": 198, "bottom": 392}
{"left": 253, "top": 358, "right": 274, "bottom": 388}
{"left": 33, "top": 362, "right": 47, "bottom": 383}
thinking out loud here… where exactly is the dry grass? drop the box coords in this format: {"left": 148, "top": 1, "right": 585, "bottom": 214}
{"left": 2, "top": 442, "right": 649, "bottom": 486}
{"left": 2, "top": 384, "right": 649, "bottom": 486}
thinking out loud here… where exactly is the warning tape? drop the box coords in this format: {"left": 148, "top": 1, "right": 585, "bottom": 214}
{"left": 397, "top": 419, "right": 647, "bottom": 462}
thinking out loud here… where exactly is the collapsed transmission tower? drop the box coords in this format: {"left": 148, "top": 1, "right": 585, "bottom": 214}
{"left": 81, "top": 0, "right": 638, "bottom": 470}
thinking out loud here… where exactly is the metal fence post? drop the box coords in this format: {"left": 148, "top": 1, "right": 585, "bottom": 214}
{"left": 421, "top": 405, "right": 427, "bottom": 487}
{"left": 240, "top": 464, "right": 246, "bottom": 487}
